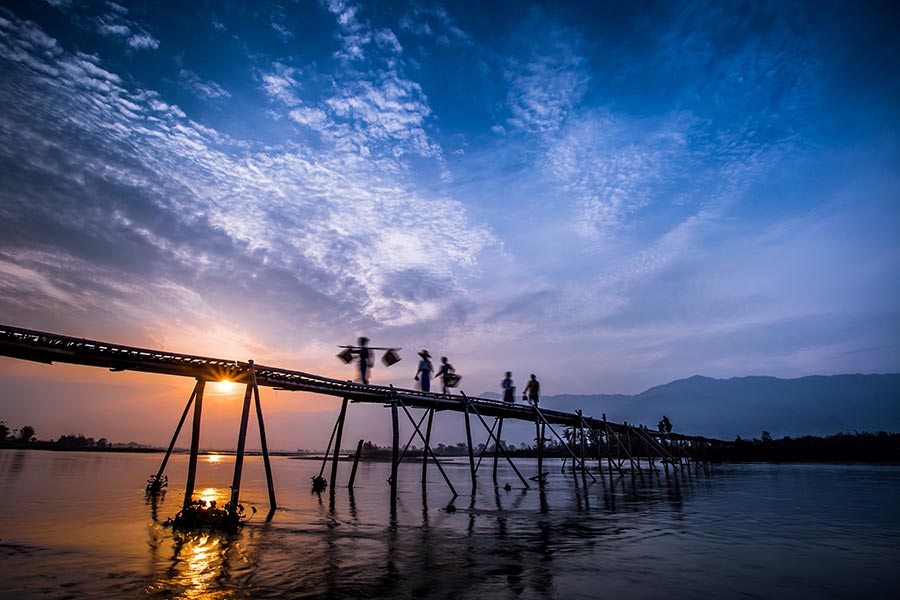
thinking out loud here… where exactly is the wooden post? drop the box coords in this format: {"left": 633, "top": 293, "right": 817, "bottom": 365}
{"left": 250, "top": 361, "right": 276, "bottom": 514}
{"left": 183, "top": 380, "right": 205, "bottom": 508}
{"left": 398, "top": 400, "right": 457, "bottom": 497}
{"left": 421, "top": 408, "right": 433, "bottom": 484}
{"left": 348, "top": 439, "right": 364, "bottom": 489}
{"left": 493, "top": 418, "right": 503, "bottom": 485}
{"left": 468, "top": 404, "right": 530, "bottom": 488}
{"left": 577, "top": 411, "right": 587, "bottom": 487}
{"left": 626, "top": 426, "right": 642, "bottom": 474}
{"left": 228, "top": 382, "right": 254, "bottom": 508}
{"left": 474, "top": 418, "right": 499, "bottom": 473}
{"left": 537, "top": 417, "right": 545, "bottom": 487}
{"left": 463, "top": 395, "right": 477, "bottom": 495}
{"left": 153, "top": 379, "right": 199, "bottom": 488}
{"left": 329, "top": 397, "right": 349, "bottom": 492}
{"left": 535, "top": 413, "right": 543, "bottom": 486}
{"left": 390, "top": 395, "right": 399, "bottom": 506}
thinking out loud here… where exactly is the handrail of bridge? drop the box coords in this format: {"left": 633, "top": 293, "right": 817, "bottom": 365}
{"left": 0, "top": 323, "right": 725, "bottom": 445}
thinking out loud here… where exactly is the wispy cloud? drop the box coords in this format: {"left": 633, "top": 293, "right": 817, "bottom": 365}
{"left": 179, "top": 69, "right": 230, "bottom": 100}
{"left": 93, "top": 6, "right": 159, "bottom": 51}
{"left": 0, "top": 8, "right": 491, "bottom": 342}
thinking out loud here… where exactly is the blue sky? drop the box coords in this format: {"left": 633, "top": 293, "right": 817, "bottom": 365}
{"left": 0, "top": 0, "right": 898, "bottom": 445}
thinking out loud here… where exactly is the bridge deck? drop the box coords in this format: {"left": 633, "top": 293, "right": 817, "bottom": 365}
{"left": 0, "top": 324, "right": 720, "bottom": 444}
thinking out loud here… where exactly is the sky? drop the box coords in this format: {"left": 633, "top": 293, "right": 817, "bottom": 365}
{"left": 0, "top": 0, "right": 898, "bottom": 448}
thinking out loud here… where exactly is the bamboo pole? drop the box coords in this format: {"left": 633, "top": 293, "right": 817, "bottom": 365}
{"left": 152, "top": 379, "right": 199, "bottom": 490}
{"left": 577, "top": 410, "right": 587, "bottom": 488}
{"left": 348, "top": 439, "right": 364, "bottom": 489}
{"left": 463, "top": 395, "right": 477, "bottom": 495}
{"left": 228, "top": 382, "right": 254, "bottom": 508}
{"left": 398, "top": 400, "right": 457, "bottom": 497}
{"left": 250, "top": 362, "right": 276, "bottom": 514}
{"left": 394, "top": 410, "right": 430, "bottom": 470}
{"left": 390, "top": 394, "right": 399, "bottom": 507}
{"left": 183, "top": 380, "right": 206, "bottom": 508}
{"left": 317, "top": 416, "right": 340, "bottom": 480}
{"left": 468, "top": 403, "right": 530, "bottom": 488}
{"left": 329, "top": 397, "right": 349, "bottom": 493}
{"left": 534, "top": 407, "right": 597, "bottom": 482}
{"left": 535, "top": 411, "right": 544, "bottom": 486}
{"left": 421, "top": 408, "right": 433, "bottom": 484}
{"left": 493, "top": 418, "right": 503, "bottom": 485}
{"left": 474, "top": 417, "right": 499, "bottom": 473}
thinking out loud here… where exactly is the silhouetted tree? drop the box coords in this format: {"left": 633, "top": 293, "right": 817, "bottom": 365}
{"left": 19, "top": 425, "right": 35, "bottom": 443}
{"left": 0, "top": 420, "right": 9, "bottom": 442}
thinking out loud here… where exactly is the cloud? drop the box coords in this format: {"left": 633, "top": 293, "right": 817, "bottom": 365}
{"left": 503, "top": 23, "right": 587, "bottom": 134}
{"left": 94, "top": 7, "right": 159, "bottom": 51}
{"left": 259, "top": 62, "right": 301, "bottom": 105}
{"left": 399, "top": 3, "right": 471, "bottom": 46}
{"left": 0, "top": 8, "right": 491, "bottom": 346}
{"left": 127, "top": 32, "right": 159, "bottom": 50}
{"left": 179, "top": 69, "right": 230, "bottom": 100}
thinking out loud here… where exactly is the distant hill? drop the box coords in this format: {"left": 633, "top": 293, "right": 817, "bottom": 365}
{"left": 484, "top": 374, "right": 900, "bottom": 440}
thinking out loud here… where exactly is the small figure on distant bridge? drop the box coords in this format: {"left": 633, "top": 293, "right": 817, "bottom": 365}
{"left": 524, "top": 373, "right": 540, "bottom": 407}
{"left": 437, "top": 356, "right": 459, "bottom": 394}
{"left": 415, "top": 350, "right": 434, "bottom": 392}
{"left": 659, "top": 415, "right": 672, "bottom": 434}
{"left": 502, "top": 371, "right": 515, "bottom": 403}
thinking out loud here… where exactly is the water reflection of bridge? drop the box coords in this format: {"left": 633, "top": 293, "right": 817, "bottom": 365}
{"left": 0, "top": 324, "right": 727, "bottom": 515}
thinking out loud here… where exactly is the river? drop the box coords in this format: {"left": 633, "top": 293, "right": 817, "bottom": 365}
{"left": 1, "top": 450, "right": 898, "bottom": 599}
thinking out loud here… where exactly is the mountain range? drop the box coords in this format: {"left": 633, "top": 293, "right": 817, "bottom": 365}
{"left": 482, "top": 374, "right": 900, "bottom": 440}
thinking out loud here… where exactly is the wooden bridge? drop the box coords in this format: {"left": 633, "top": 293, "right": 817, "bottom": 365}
{"left": 0, "top": 323, "right": 725, "bottom": 517}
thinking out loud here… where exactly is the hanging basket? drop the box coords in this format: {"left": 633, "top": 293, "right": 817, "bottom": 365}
{"left": 381, "top": 348, "right": 401, "bottom": 367}
{"left": 336, "top": 348, "right": 354, "bottom": 364}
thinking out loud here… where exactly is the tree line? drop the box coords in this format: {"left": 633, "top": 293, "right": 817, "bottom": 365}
{"left": 1, "top": 419, "right": 109, "bottom": 450}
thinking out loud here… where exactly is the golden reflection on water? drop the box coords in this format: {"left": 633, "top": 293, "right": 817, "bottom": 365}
{"left": 199, "top": 486, "right": 226, "bottom": 506}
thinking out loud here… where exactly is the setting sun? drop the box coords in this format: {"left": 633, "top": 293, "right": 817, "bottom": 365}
{"left": 212, "top": 379, "right": 240, "bottom": 394}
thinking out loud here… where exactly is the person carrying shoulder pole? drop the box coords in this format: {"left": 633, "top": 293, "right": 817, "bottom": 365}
{"left": 357, "top": 337, "right": 373, "bottom": 384}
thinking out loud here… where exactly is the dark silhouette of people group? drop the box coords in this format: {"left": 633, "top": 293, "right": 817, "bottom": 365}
{"left": 341, "top": 338, "right": 540, "bottom": 406}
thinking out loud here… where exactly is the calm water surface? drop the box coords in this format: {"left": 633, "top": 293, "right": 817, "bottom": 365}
{"left": 1, "top": 450, "right": 898, "bottom": 599}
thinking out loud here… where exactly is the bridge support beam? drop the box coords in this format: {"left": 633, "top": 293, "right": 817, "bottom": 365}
{"left": 493, "top": 418, "right": 503, "bottom": 485}
{"left": 183, "top": 380, "right": 206, "bottom": 508}
{"left": 390, "top": 394, "right": 399, "bottom": 508}
{"left": 329, "top": 397, "right": 349, "bottom": 501}
{"left": 150, "top": 378, "right": 201, "bottom": 493}
{"left": 348, "top": 439, "right": 364, "bottom": 489}
{"left": 463, "top": 395, "right": 477, "bottom": 496}
{"left": 421, "top": 408, "right": 434, "bottom": 484}
{"left": 228, "top": 381, "right": 254, "bottom": 509}
{"left": 250, "top": 361, "right": 277, "bottom": 516}
{"left": 398, "top": 400, "right": 457, "bottom": 497}
{"left": 469, "top": 404, "right": 529, "bottom": 489}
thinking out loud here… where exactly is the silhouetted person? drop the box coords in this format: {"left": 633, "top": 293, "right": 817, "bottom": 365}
{"left": 437, "top": 356, "right": 456, "bottom": 394}
{"left": 415, "top": 350, "right": 434, "bottom": 392}
{"left": 502, "top": 371, "right": 515, "bottom": 403}
{"left": 524, "top": 373, "right": 540, "bottom": 407}
{"left": 357, "top": 337, "right": 374, "bottom": 384}
{"left": 659, "top": 415, "right": 672, "bottom": 434}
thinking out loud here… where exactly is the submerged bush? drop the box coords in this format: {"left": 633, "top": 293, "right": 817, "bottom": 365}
{"left": 165, "top": 499, "right": 256, "bottom": 533}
